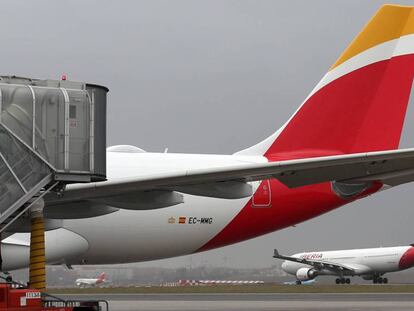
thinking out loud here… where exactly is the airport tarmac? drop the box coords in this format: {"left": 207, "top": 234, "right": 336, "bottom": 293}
{"left": 60, "top": 293, "right": 414, "bottom": 311}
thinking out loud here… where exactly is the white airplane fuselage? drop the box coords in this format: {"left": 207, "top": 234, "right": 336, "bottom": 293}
{"left": 281, "top": 246, "right": 414, "bottom": 281}
{"left": 2, "top": 150, "right": 372, "bottom": 270}
{"left": 75, "top": 278, "right": 101, "bottom": 287}
{"left": 75, "top": 273, "right": 106, "bottom": 287}
{"left": 63, "top": 151, "right": 266, "bottom": 265}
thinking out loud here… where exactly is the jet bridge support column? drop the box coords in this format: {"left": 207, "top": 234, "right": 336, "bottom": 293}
{"left": 28, "top": 198, "right": 46, "bottom": 290}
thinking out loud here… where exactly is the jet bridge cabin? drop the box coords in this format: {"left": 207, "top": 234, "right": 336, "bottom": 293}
{"left": 0, "top": 75, "right": 108, "bottom": 228}
{"left": 0, "top": 76, "right": 107, "bottom": 181}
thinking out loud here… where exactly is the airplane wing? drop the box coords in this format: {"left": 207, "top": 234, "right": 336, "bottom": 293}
{"left": 53, "top": 148, "right": 414, "bottom": 203}
{"left": 273, "top": 249, "right": 355, "bottom": 274}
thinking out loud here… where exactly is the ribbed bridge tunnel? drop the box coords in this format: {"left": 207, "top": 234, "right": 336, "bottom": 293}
{"left": 0, "top": 76, "right": 108, "bottom": 231}
{"left": 0, "top": 76, "right": 108, "bottom": 289}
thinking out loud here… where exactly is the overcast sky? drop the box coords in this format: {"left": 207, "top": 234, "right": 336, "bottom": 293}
{"left": 2, "top": 0, "right": 414, "bottom": 269}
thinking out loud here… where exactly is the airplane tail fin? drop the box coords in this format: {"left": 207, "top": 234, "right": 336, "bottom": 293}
{"left": 237, "top": 5, "right": 414, "bottom": 159}
{"left": 98, "top": 272, "right": 106, "bottom": 282}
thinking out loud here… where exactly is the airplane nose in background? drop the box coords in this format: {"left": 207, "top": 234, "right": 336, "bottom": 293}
{"left": 399, "top": 247, "right": 414, "bottom": 270}
{"left": 281, "top": 261, "right": 288, "bottom": 272}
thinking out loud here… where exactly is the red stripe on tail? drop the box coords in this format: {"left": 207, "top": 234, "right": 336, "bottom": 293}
{"left": 265, "top": 55, "right": 414, "bottom": 159}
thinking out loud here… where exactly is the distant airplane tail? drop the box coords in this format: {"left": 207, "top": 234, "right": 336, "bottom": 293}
{"left": 97, "top": 272, "right": 106, "bottom": 283}
{"left": 237, "top": 5, "right": 414, "bottom": 159}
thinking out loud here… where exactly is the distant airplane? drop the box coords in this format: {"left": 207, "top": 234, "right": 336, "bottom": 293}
{"left": 4, "top": 5, "right": 414, "bottom": 271}
{"left": 178, "top": 279, "right": 264, "bottom": 286}
{"left": 75, "top": 272, "right": 106, "bottom": 288}
{"left": 274, "top": 246, "right": 414, "bottom": 284}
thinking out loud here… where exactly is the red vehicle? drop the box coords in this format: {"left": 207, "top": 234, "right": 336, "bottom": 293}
{"left": 0, "top": 282, "right": 107, "bottom": 311}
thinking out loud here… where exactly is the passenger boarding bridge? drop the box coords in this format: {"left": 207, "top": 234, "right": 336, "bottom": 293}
{"left": 0, "top": 76, "right": 108, "bottom": 289}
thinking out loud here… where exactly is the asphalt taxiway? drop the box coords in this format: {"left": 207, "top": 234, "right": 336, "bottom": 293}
{"left": 60, "top": 293, "right": 414, "bottom": 311}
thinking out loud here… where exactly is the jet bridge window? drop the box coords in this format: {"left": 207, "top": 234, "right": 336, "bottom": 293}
{"left": 69, "top": 105, "right": 77, "bottom": 119}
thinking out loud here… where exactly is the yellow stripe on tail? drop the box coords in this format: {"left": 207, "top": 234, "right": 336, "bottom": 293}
{"left": 331, "top": 5, "right": 414, "bottom": 69}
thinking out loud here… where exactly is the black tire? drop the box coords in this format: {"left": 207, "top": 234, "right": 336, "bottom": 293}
{"left": 296, "top": 280, "right": 301, "bottom": 285}
{"left": 340, "top": 278, "right": 346, "bottom": 284}
{"left": 378, "top": 277, "right": 383, "bottom": 284}
{"left": 345, "top": 278, "right": 350, "bottom": 284}
{"left": 383, "top": 278, "right": 388, "bottom": 284}
{"left": 335, "top": 278, "right": 340, "bottom": 284}
{"left": 373, "top": 278, "right": 377, "bottom": 284}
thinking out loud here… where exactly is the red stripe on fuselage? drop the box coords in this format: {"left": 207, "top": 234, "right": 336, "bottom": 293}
{"left": 199, "top": 179, "right": 381, "bottom": 251}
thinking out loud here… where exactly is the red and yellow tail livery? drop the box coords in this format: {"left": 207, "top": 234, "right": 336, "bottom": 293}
{"left": 241, "top": 5, "right": 414, "bottom": 159}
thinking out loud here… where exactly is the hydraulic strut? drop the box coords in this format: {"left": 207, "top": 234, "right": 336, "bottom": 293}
{"left": 29, "top": 198, "right": 46, "bottom": 290}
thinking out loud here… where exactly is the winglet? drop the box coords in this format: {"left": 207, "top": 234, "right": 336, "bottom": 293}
{"left": 273, "top": 249, "right": 280, "bottom": 258}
